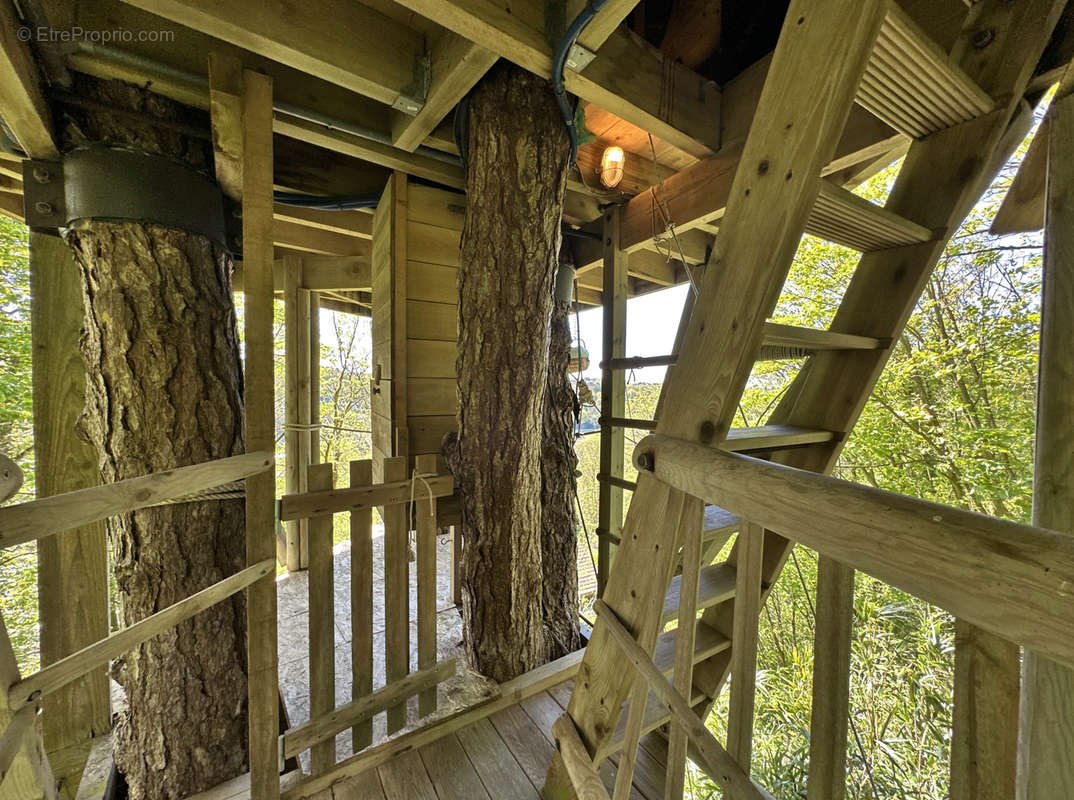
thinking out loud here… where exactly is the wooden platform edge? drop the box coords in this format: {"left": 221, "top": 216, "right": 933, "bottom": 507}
{"left": 279, "top": 649, "right": 585, "bottom": 799}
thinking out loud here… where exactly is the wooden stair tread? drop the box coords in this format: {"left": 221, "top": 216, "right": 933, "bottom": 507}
{"left": 723, "top": 424, "right": 835, "bottom": 452}
{"left": 761, "top": 322, "right": 886, "bottom": 353}
{"left": 806, "top": 180, "right": 934, "bottom": 252}
{"left": 662, "top": 562, "right": 737, "bottom": 624}
{"left": 703, "top": 505, "right": 740, "bottom": 540}
{"left": 856, "top": 2, "right": 994, "bottom": 138}
{"left": 606, "top": 684, "right": 707, "bottom": 759}
{"left": 652, "top": 620, "right": 731, "bottom": 674}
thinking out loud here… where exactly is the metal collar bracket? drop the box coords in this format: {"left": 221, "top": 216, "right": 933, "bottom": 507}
{"left": 22, "top": 148, "right": 234, "bottom": 250}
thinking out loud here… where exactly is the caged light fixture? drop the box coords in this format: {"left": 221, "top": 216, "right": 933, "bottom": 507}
{"left": 599, "top": 146, "right": 625, "bottom": 188}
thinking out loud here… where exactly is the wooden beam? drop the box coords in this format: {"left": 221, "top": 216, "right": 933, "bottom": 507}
{"left": 1016, "top": 89, "right": 1074, "bottom": 798}
{"left": 388, "top": 0, "right": 721, "bottom": 157}
{"left": 273, "top": 206, "right": 372, "bottom": 240}
{"left": 233, "top": 256, "right": 371, "bottom": 293}
{"left": 0, "top": 0, "right": 57, "bottom": 157}
{"left": 8, "top": 561, "right": 275, "bottom": 712}
{"left": 118, "top": 0, "right": 423, "bottom": 108}
{"left": 208, "top": 52, "right": 245, "bottom": 201}
{"left": 279, "top": 474, "right": 454, "bottom": 521}
{"left": 391, "top": 32, "right": 497, "bottom": 152}
{"left": 240, "top": 66, "right": 281, "bottom": 800}
{"left": 29, "top": 232, "right": 110, "bottom": 789}
{"left": 274, "top": 113, "right": 464, "bottom": 190}
{"left": 551, "top": 716, "right": 612, "bottom": 800}
{"left": 274, "top": 219, "right": 369, "bottom": 257}
{"left": 639, "top": 434, "right": 1074, "bottom": 669}
{"left": 726, "top": 522, "right": 763, "bottom": 772}
{"left": 0, "top": 452, "right": 273, "bottom": 549}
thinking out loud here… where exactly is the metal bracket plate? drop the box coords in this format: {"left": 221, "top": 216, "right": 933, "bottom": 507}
{"left": 566, "top": 43, "right": 597, "bottom": 73}
{"left": 393, "top": 54, "right": 431, "bottom": 116}
{"left": 23, "top": 148, "right": 230, "bottom": 249}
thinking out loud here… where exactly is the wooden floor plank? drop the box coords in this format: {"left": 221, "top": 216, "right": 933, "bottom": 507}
{"left": 418, "top": 733, "right": 491, "bottom": 800}
{"left": 489, "top": 703, "right": 557, "bottom": 789}
{"left": 519, "top": 690, "right": 567, "bottom": 742}
{"left": 456, "top": 718, "right": 540, "bottom": 800}
{"left": 376, "top": 750, "right": 436, "bottom": 800}
{"left": 330, "top": 770, "right": 387, "bottom": 800}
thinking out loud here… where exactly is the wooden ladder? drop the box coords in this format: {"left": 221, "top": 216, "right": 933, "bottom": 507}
{"left": 553, "top": 1, "right": 1064, "bottom": 798}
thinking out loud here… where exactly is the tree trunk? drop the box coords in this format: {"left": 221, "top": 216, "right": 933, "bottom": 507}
{"left": 56, "top": 76, "right": 248, "bottom": 799}
{"left": 542, "top": 249, "right": 582, "bottom": 660}
{"left": 456, "top": 63, "right": 571, "bottom": 682}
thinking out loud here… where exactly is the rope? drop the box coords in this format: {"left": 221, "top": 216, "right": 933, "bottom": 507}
{"left": 149, "top": 480, "right": 246, "bottom": 507}
{"left": 409, "top": 469, "right": 437, "bottom": 521}
{"left": 647, "top": 134, "right": 701, "bottom": 297}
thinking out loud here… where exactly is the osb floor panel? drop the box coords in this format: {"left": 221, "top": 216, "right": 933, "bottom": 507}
{"left": 276, "top": 528, "right": 498, "bottom": 771}
{"left": 317, "top": 678, "right": 668, "bottom": 800}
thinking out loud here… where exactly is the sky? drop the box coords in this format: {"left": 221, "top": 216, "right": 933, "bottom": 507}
{"left": 571, "top": 282, "right": 690, "bottom": 383}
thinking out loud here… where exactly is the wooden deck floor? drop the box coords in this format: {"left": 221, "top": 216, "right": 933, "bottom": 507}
{"left": 324, "top": 679, "right": 668, "bottom": 800}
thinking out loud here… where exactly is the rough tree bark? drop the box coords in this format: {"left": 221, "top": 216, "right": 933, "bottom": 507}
{"left": 456, "top": 63, "right": 572, "bottom": 682}
{"left": 56, "top": 76, "right": 248, "bottom": 799}
{"left": 541, "top": 246, "right": 582, "bottom": 660}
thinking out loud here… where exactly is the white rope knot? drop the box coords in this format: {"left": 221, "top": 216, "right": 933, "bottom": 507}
{"left": 409, "top": 469, "right": 437, "bottom": 521}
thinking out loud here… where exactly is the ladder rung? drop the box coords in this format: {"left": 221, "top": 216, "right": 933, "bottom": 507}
{"left": 652, "top": 619, "right": 731, "bottom": 675}
{"left": 856, "top": 2, "right": 994, "bottom": 138}
{"left": 723, "top": 425, "right": 836, "bottom": 453}
{"left": 600, "top": 354, "right": 677, "bottom": 370}
{"left": 807, "top": 180, "right": 934, "bottom": 252}
{"left": 600, "top": 416, "right": 657, "bottom": 431}
{"left": 598, "top": 472, "right": 638, "bottom": 492}
{"left": 662, "top": 562, "right": 737, "bottom": 624}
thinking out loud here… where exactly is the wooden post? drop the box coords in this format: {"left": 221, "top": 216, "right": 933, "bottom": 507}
{"left": 666, "top": 496, "right": 705, "bottom": 798}
{"left": 241, "top": 67, "right": 281, "bottom": 800}
{"left": 0, "top": 612, "right": 58, "bottom": 799}
{"left": 307, "top": 463, "right": 335, "bottom": 774}
{"left": 29, "top": 230, "right": 110, "bottom": 790}
{"left": 284, "top": 256, "right": 311, "bottom": 571}
{"left": 597, "top": 206, "right": 627, "bottom": 595}
{"left": 415, "top": 454, "right": 439, "bottom": 717}
{"left": 309, "top": 292, "right": 322, "bottom": 464}
{"left": 350, "top": 459, "right": 374, "bottom": 751}
{"left": 1016, "top": 91, "right": 1074, "bottom": 797}
{"left": 383, "top": 455, "right": 409, "bottom": 733}
{"left": 728, "top": 522, "right": 763, "bottom": 774}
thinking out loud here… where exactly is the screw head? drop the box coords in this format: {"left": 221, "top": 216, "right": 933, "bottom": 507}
{"left": 34, "top": 201, "right": 53, "bottom": 215}
{"left": 971, "top": 28, "right": 995, "bottom": 49}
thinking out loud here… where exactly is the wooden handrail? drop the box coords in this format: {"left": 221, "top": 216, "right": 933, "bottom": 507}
{"left": 637, "top": 433, "right": 1074, "bottom": 669}
{"left": 282, "top": 659, "right": 456, "bottom": 758}
{"left": 551, "top": 714, "right": 612, "bottom": 800}
{"left": 7, "top": 559, "right": 274, "bottom": 711}
{"left": 593, "top": 600, "right": 775, "bottom": 800}
{"left": 279, "top": 473, "right": 454, "bottom": 521}
{"left": 0, "top": 452, "right": 274, "bottom": 550}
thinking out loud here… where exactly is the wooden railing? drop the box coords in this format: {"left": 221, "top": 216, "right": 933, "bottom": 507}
{"left": 276, "top": 454, "right": 457, "bottom": 775}
{"left": 0, "top": 452, "right": 274, "bottom": 799}
{"left": 636, "top": 433, "right": 1074, "bottom": 667}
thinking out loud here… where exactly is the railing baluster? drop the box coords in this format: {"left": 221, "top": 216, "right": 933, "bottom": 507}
{"left": 383, "top": 456, "right": 410, "bottom": 733}
{"left": 415, "top": 454, "right": 439, "bottom": 717}
{"left": 350, "top": 459, "right": 374, "bottom": 751}
{"left": 307, "top": 463, "right": 335, "bottom": 773}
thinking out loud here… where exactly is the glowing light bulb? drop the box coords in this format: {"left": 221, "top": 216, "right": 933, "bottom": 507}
{"left": 599, "top": 146, "right": 625, "bottom": 189}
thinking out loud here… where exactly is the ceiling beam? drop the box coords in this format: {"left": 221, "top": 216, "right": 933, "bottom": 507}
{"left": 0, "top": 0, "right": 57, "bottom": 157}
{"left": 117, "top": 0, "right": 424, "bottom": 108}
{"left": 389, "top": 0, "right": 721, "bottom": 157}
{"left": 391, "top": 32, "right": 496, "bottom": 152}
